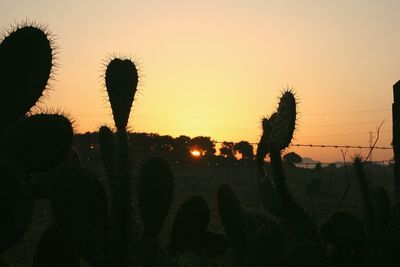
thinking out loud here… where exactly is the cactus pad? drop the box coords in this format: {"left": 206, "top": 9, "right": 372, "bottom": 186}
{"left": 52, "top": 167, "right": 107, "bottom": 265}
{"left": 105, "top": 58, "right": 138, "bottom": 130}
{"left": 32, "top": 224, "right": 80, "bottom": 267}
{"left": 169, "top": 196, "right": 210, "bottom": 256}
{"left": 320, "top": 211, "right": 365, "bottom": 251}
{"left": 0, "top": 25, "right": 53, "bottom": 128}
{"left": 137, "top": 157, "right": 174, "bottom": 239}
{"left": 0, "top": 161, "right": 33, "bottom": 251}
{"left": 1, "top": 114, "right": 73, "bottom": 173}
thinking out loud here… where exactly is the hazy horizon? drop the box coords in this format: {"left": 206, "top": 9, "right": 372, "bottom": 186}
{"left": 2, "top": 0, "right": 399, "bottom": 162}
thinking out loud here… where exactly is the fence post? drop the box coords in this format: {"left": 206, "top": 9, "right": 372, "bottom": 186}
{"left": 392, "top": 80, "right": 400, "bottom": 213}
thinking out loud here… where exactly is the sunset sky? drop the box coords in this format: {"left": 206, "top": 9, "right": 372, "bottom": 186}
{"left": 1, "top": 0, "right": 399, "bottom": 162}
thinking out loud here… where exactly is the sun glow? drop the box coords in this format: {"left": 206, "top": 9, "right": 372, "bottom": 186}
{"left": 190, "top": 150, "right": 201, "bottom": 158}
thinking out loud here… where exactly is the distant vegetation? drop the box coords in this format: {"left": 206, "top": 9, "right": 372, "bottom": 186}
{"left": 75, "top": 132, "right": 256, "bottom": 166}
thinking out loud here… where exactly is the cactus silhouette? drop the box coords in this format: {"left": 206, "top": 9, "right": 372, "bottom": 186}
{"left": 247, "top": 220, "right": 286, "bottom": 267}
{"left": 1, "top": 114, "right": 73, "bottom": 172}
{"left": 52, "top": 167, "right": 108, "bottom": 266}
{"left": 372, "top": 186, "right": 391, "bottom": 236}
{"left": 0, "top": 22, "right": 75, "bottom": 257}
{"left": 0, "top": 161, "right": 33, "bottom": 251}
{"left": 32, "top": 224, "right": 80, "bottom": 267}
{"left": 137, "top": 157, "right": 174, "bottom": 266}
{"left": 254, "top": 90, "right": 329, "bottom": 266}
{"left": 105, "top": 58, "right": 138, "bottom": 131}
{"left": 256, "top": 90, "right": 297, "bottom": 214}
{"left": 101, "top": 57, "right": 140, "bottom": 266}
{"left": 256, "top": 90, "right": 296, "bottom": 165}
{"left": 218, "top": 184, "right": 285, "bottom": 266}
{"left": 137, "top": 157, "right": 174, "bottom": 239}
{"left": 99, "top": 125, "right": 116, "bottom": 189}
{"left": 169, "top": 196, "right": 211, "bottom": 256}
{"left": 0, "top": 25, "right": 53, "bottom": 128}
{"left": 320, "top": 211, "right": 367, "bottom": 266}
{"left": 320, "top": 211, "right": 366, "bottom": 251}
{"left": 217, "top": 184, "right": 247, "bottom": 266}
{"left": 255, "top": 90, "right": 296, "bottom": 215}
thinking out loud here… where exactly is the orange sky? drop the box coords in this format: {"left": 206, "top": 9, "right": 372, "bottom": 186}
{"left": 1, "top": 0, "right": 399, "bottom": 162}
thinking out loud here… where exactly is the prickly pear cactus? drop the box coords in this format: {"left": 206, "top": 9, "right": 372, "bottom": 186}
{"left": 52, "top": 167, "right": 108, "bottom": 265}
{"left": 218, "top": 184, "right": 285, "bottom": 266}
{"left": 32, "top": 224, "right": 80, "bottom": 267}
{"left": 217, "top": 184, "right": 247, "bottom": 266}
{"left": 169, "top": 196, "right": 210, "bottom": 256}
{"left": 1, "top": 114, "right": 73, "bottom": 172}
{"left": 0, "top": 22, "right": 75, "bottom": 257}
{"left": 105, "top": 58, "right": 138, "bottom": 131}
{"left": 256, "top": 90, "right": 296, "bottom": 165}
{"left": 320, "top": 211, "right": 365, "bottom": 251}
{"left": 137, "top": 157, "right": 174, "bottom": 239}
{"left": 270, "top": 90, "right": 296, "bottom": 150}
{"left": 0, "top": 24, "right": 54, "bottom": 128}
{"left": 0, "top": 161, "right": 33, "bottom": 251}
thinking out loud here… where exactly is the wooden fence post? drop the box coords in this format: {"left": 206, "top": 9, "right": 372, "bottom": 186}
{"left": 392, "top": 80, "right": 400, "bottom": 212}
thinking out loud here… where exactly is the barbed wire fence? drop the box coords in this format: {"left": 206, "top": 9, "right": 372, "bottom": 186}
{"left": 211, "top": 139, "right": 395, "bottom": 223}
{"left": 214, "top": 140, "right": 393, "bottom": 162}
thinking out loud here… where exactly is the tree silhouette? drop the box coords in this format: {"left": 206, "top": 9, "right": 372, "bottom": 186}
{"left": 171, "top": 135, "right": 191, "bottom": 161}
{"left": 220, "top": 142, "right": 235, "bottom": 158}
{"left": 283, "top": 152, "right": 302, "bottom": 166}
{"left": 189, "top": 136, "right": 216, "bottom": 156}
{"left": 233, "top": 141, "right": 254, "bottom": 160}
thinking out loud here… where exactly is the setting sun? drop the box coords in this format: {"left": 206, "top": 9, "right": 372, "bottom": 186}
{"left": 190, "top": 150, "right": 201, "bottom": 158}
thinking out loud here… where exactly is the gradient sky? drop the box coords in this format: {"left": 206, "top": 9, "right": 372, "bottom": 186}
{"left": 1, "top": 0, "right": 399, "bottom": 162}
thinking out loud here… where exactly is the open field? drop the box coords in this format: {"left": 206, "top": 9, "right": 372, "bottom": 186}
{"left": 2, "top": 159, "right": 394, "bottom": 266}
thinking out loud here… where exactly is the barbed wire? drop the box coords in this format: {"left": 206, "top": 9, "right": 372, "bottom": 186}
{"left": 294, "top": 160, "right": 394, "bottom": 166}
{"left": 290, "top": 143, "right": 392, "bottom": 150}
{"left": 214, "top": 141, "right": 393, "bottom": 150}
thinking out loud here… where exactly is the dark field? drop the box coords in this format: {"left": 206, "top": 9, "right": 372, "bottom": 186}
{"left": 2, "top": 157, "right": 394, "bottom": 266}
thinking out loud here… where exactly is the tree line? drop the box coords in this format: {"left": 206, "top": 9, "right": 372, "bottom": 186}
{"left": 74, "top": 132, "right": 256, "bottom": 166}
